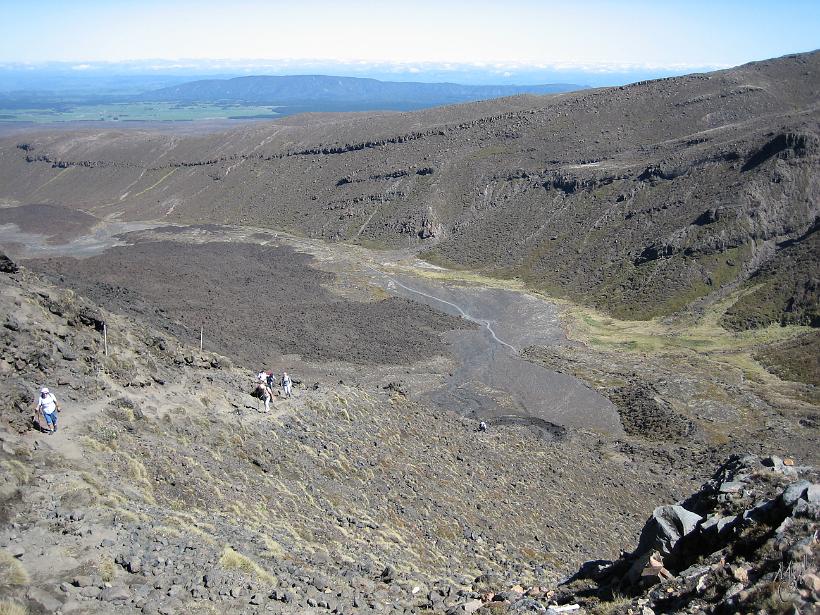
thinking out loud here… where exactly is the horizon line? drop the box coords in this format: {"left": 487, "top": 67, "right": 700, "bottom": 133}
{"left": 0, "top": 57, "right": 740, "bottom": 74}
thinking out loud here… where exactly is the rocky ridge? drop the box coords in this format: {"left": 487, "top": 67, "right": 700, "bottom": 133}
{"left": 553, "top": 453, "right": 820, "bottom": 615}
{"left": 0, "top": 52, "right": 817, "bottom": 326}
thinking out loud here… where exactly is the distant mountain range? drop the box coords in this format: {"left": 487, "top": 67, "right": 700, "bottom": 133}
{"left": 138, "top": 75, "right": 586, "bottom": 109}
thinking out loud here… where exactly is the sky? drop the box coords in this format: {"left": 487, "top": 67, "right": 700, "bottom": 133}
{"left": 1, "top": 0, "right": 818, "bottom": 75}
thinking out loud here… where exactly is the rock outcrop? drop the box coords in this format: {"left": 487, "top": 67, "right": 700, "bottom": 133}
{"left": 553, "top": 454, "right": 820, "bottom": 614}
{"left": 0, "top": 250, "right": 18, "bottom": 274}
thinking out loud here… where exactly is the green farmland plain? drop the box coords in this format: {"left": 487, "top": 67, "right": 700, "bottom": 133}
{"left": 0, "top": 101, "right": 281, "bottom": 123}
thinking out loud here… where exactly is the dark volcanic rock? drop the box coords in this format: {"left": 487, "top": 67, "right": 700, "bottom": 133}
{"left": 560, "top": 454, "right": 820, "bottom": 614}
{"left": 29, "top": 241, "right": 473, "bottom": 367}
{"left": 0, "top": 250, "right": 18, "bottom": 273}
{"left": 608, "top": 381, "right": 695, "bottom": 441}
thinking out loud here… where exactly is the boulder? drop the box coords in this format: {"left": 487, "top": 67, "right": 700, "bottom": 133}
{"left": 782, "top": 480, "right": 811, "bottom": 507}
{"left": 312, "top": 574, "right": 330, "bottom": 591}
{"left": 26, "top": 587, "right": 63, "bottom": 612}
{"left": 72, "top": 575, "right": 95, "bottom": 587}
{"left": 100, "top": 585, "right": 131, "bottom": 602}
{"left": 718, "top": 481, "right": 745, "bottom": 494}
{"left": 742, "top": 498, "right": 779, "bottom": 523}
{"left": 380, "top": 564, "right": 396, "bottom": 583}
{"left": 791, "top": 499, "right": 820, "bottom": 520}
{"left": 801, "top": 573, "right": 820, "bottom": 593}
{"left": 700, "top": 514, "right": 739, "bottom": 538}
{"left": 77, "top": 307, "right": 105, "bottom": 332}
{"left": 762, "top": 455, "right": 799, "bottom": 477}
{"left": 79, "top": 586, "right": 101, "bottom": 598}
{"left": 635, "top": 505, "right": 703, "bottom": 557}
{"left": 446, "top": 599, "right": 483, "bottom": 614}
{"left": 126, "top": 557, "right": 142, "bottom": 574}
{"left": 508, "top": 596, "right": 549, "bottom": 613}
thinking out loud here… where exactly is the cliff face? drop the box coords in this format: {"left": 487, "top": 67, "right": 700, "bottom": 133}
{"left": 1, "top": 52, "right": 818, "bottom": 324}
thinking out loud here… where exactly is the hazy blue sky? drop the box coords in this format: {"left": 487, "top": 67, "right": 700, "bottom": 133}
{"left": 1, "top": 0, "right": 818, "bottom": 70}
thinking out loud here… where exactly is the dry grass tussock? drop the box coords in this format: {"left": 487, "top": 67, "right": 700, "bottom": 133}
{"left": 0, "top": 550, "right": 30, "bottom": 586}
{"left": 0, "top": 601, "right": 28, "bottom": 615}
{"left": 588, "top": 593, "right": 631, "bottom": 615}
{"left": 98, "top": 554, "right": 116, "bottom": 583}
{"left": 219, "top": 547, "right": 276, "bottom": 584}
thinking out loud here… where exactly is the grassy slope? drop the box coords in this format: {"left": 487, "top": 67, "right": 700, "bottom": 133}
{"left": 722, "top": 226, "right": 819, "bottom": 331}
{"left": 755, "top": 330, "right": 820, "bottom": 388}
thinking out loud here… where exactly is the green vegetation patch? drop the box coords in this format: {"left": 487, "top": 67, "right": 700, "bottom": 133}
{"left": 0, "top": 102, "right": 282, "bottom": 123}
{"left": 722, "top": 227, "right": 819, "bottom": 330}
{"left": 593, "top": 245, "right": 750, "bottom": 321}
{"left": 755, "top": 330, "right": 820, "bottom": 387}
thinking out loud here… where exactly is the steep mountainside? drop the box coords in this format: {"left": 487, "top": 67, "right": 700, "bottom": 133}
{"left": 0, "top": 254, "right": 702, "bottom": 614}
{"left": 0, "top": 52, "right": 817, "bottom": 322}
{"left": 1, "top": 256, "right": 817, "bottom": 614}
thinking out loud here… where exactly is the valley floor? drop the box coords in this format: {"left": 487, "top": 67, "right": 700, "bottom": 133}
{"left": 0, "top": 218, "right": 817, "bottom": 614}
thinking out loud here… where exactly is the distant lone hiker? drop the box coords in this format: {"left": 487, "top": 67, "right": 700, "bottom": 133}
{"left": 281, "top": 371, "right": 292, "bottom": 398}
{"left": 34, "top": 387, "right": 60, "bottom": 434}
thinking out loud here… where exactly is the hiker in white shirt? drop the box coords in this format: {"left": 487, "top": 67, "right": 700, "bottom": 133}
{"left": 34, "top": 387, "right": 60, "bottom": 434}
{"left": 256, "top": 370, "right": 272, "bottom": 412}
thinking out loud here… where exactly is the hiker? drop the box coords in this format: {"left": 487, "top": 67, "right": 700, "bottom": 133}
{"left": 259, "top": 386, "right": 272, "bottom": 412}
{"left": 255, "top": 370, "right": 273, "bottom": 412}
{"left": 281, "top": 371, "right": 292, "bottom": 398}
{"left": 266, "top": 370, "right": 276, "bottom": 391}
{"left": 34, "top": 387, "right": 60, "bottom": 434}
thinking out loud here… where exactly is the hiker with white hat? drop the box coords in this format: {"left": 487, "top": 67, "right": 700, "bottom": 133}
{"left": 34, "top": 387, "right": 60, "bottom": 434}
{"left": 255, "top": 369, "right": 273, "bottom": 412}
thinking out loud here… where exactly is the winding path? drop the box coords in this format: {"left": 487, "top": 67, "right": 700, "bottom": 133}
{"left": 367, "top": 265, "right": 518, "bottom": 353}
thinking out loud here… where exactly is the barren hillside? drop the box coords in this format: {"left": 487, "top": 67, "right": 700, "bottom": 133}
{"left": 1, "top": 52, "right": 817, "bottom": 325}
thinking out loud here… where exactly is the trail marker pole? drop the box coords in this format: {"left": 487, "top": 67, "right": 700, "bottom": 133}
{"left": 103, "top": 323, "right": 108, "bottom": 356}
{"left": 200, "top": 326, "right": 203, "bottom": 352}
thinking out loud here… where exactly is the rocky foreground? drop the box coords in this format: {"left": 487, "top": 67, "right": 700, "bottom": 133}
{"left": 558, "top": 454, "right": 819, "bottom": 614}
{"left": 0, "top": 247, "right": 817, "bottom": 615}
